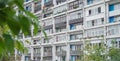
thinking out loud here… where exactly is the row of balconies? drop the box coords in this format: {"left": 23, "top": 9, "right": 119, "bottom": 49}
{"left": 20, "top": 24, "right": 120, "bottom": 40}
{"left": 32, "top": 50, "right": 82, "bottom": 57}
{"left": 42, "top": 17, "right": 83, "bottom": 29}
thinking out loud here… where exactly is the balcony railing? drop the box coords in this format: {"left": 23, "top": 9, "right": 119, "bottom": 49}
{"left": 33, "top": 53, "right": 41, "bottom": 57}
{"left": 43, "top": 52, "right": 52, "bottom": 57}
{"left": 70, "top": 50, "right": 83, "bottom": 55}
{"left": 56, "top": 51, "right": 66, "bottom": 56}
{"left": 43, "top": 60, "right": 52, "bottom": 61}
{"left": 43, "top": 20, "right": 53, "bottom": 29}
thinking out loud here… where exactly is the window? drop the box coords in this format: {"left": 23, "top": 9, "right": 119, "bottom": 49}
{"left": 44, "top": 0, "right": 49, "bottom": 3}
{"left": 87, "top": 0, "right": 93, "bottom": 5}
{"left": 98, "top": 7, "right": 101, "bottom": 13}
{"left": 114, "top": 3, "right": 120, "bottom": 10}
{"left": 25, "top": 5, "right": 32, "bottom": 11}
{"left": 78, "top": 13, "right": 82, "bottom": 18}
{"left": 107, "top": 25, "right": 119, "bottom": 36}
{"left": 88, "top": 7, "right": 102, "bottom": 16}
{"left": 92, "top": 20, "right": 94, "bottom": 26}
{"left": 56, "top": 34, "right": 66, "bottom": 42}
{"left": 70, "top": 35, "right": 75, "bottom": 40}
{"left": 109, "top": 4, "right": 114, "bottom": 11}
{"left": 87, "top": 0, "right": 101, "bottom": 5}
{"left": 70, "top": 24, "right": 75, "bottom": 30}
{"left": 86, "top": 28, "right": 104, "bottom": 37}
{"left": 89, "top": 10, "right": 91, "bottom": 15}
{"left": 109, "top": 17, "right": 114, "bottom": 23}
{"left": 25, "top": 0, "right": 30, "bottom": 2}
{"left": 101, "top": 18, "right": 104, "bottom": 24}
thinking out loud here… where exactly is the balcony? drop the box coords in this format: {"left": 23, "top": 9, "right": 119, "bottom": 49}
{"left": 44, "top": 0, "right": 53, "bottom": 7}
{"left": 68, "top": 0, "right": 83, "bottom": 10}
{"left": 43, "top": 56, "right": 52, "bottom": 61}
{"left": 43, "top": 8, "right": 53, "bottom": 18}
{"left": 34, "top": 1, "right": 41, "bottom": 13}
{"left": 33, "top": 53, "right": 41, "bottom": 57}
{"left": 43, "top": 52, "right": 52, "bottom": 57}
{"left": 69, "top": 17, "right": 83, "bottom": 24}
{"left": 56, "top": 34, "right": 67, "bottom": 42}
{"left": 43, "top": 19, "right": 53, "bottom": 29}
{"left": 53, "top": 5, "right": 67, "bottom": 15}
{"left": 87, "top": 0, "right": 102, "bottom": 5}
{"left": 43, "top": 37, "right": 54, "bottom": 43}
{"left": 70, "top": 50, "right": 83, "bottom": 55}
{"left": 55, "top": 15, "right": 67, "bottom": 28}
{"left": 43, "top": 60, "right": 52, "bottom": 61}
{"left": 55, "top": 15, "right": 66, "bottom": 24}
{"left": 56, "top": 0, "right": 66, "bottom": 5}
{"left": 25, "top": 53, "right": 31, "bottom": 56}
{"left": 70, "top": 33, "right": 83, "bottom": 40}
{"left": 56, "top": 51, "right": 66, "bottom": 56}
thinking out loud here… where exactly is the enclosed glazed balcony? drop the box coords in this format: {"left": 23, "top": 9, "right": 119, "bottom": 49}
{"left": 69, "top": 33, "right": 83, "bottom": 41}
{"left": 53, "top": 5, "right": 67, "bottom": 15}
{"left": 33, "top": 48, "right": 41, "bottom": 57}
{"left": 34, "top": 0, "right": 41, "bottom": 13}
{"left": 70, "top": 44, "right": 83, "bottom": 58}
{"left": 56, "top": 0, "right": 66, "bottom": 5}
{"left": 43, "top": 52, "right": 52, "bottom": 57}
{"left": 42, "top": 19, "right": 53, "bottom": 29}
{"left": 55, "top": 15, "right": 67, "bottom": 29}
{"left": 70, "top": 50, "right": 82, "bottom": 55}
{"left": 43, "top": 36, "right": 54, "bottom": 43}
{"left": 56, "top": 34, "right": 67, "bottom": 42}
{"left": 43, "top": 8, "right": 53, "bottom": 18}
{"left": 56, "top": 46, "right": 67, "bottom": 56}
{"left": 43, "top": 47, "right": 52, "bottom": 57}
{"left": 56, "top": 51, "right": 66, "bottom": 56}
{"left": 68, "top": 10, "right": 83, "bottom": 24}
{"left": 44, "top": 0, "right": 53, "bottom": 7}
{"left": 68, "top": 0, "right": 83, "bottom": 10}
{"left": 55, "top": 15, "right": 66, "bottom": 24}
{"left": 43, "top": 57, "right": 52, "bottom": 61}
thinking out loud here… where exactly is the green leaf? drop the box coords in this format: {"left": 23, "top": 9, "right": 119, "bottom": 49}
{"left": 14, "top": 0, "right": 24, "bottom": 11}
{"left": 3, "top": 34, "right": 14, "bottom": 53}
{"left": 15, "top": 41, "right": 27, "bottom": 53}
{"left": 18, "top": 15, "right": 31, "bottom": 35}
{"left": 25, "top": 11, "right": 37, "bottom": 19}
{"left": 41, "top": 27, "right": 48, "bottom": 39}
{"left": 33, "top": 22, "right": 39, "bottom": 35}
{"left": 7, "top": 19, "right": 20, "bottom": 35}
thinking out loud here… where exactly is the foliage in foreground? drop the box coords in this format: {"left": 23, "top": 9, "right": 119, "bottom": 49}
{"left": 0, "top": 0, "right": 39, "bottom": 61}
{"left": 83, "top": 39, "right": 120, "bottom": 61}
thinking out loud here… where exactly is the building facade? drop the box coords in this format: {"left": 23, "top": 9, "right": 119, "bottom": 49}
{"left": 16, "top": 0, "right": 120, "bottom": 61}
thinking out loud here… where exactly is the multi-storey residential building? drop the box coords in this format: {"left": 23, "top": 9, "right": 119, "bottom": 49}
{"left": 16, "top": 0, "right": 120, "bottom": 61}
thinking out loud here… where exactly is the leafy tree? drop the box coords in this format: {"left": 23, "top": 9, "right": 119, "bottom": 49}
{"left": 0, "top": 0, "right": 39, "bottom": 61}
{"left": 82, "top": 39, "right": 120, "bottom": 61}
{"left": 83, "top": 38, "right": 108, "bottom": 61}
{"left": 108, "top": 40, "right": 120, "bottom": 61}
